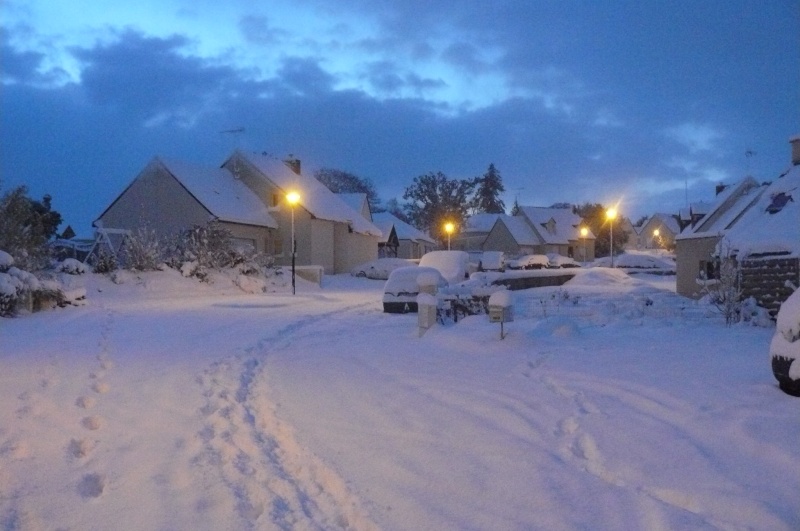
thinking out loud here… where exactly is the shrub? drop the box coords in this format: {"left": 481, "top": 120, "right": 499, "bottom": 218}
{"left": 0, "top": 186, "right": 62, "bottom": 271}
{"left": 119, "top": 227, "right": 163, "bottom": 271}
{"left": 91, "top": 249, "right": 118, "bottom": 274}
{"left": 702, "top": 241, "right": 743, "bottom": 326}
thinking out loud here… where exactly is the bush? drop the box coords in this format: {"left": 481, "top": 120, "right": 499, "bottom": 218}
{"left": 120, "top": 227, "right": 163, "bottom": 271}
{"left": 90, "top": 249, "right": 118, "bottom": 274}
{"left": 0, "top": 186, "right": 62, "bottom": 271}
{"left": 165, "top": 221, "right": 272, "bottom": 280}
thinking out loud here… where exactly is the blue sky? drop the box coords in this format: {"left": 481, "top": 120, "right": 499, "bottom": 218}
{"left": 2, "top": 0, "right": 798, "bottom": 235}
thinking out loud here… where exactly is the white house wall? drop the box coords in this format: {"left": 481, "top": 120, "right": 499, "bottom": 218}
{"left": 675, "top": 236, "right": 719, "bottom": 298}
{"left": 335, "top": 225, "right": 379, "bottom": 274}
{"left": 98, "top": 162, "right": 213, "bottom": 238}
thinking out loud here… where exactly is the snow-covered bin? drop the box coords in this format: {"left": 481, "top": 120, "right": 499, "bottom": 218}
{"left": 488, "top": 289, "right": 513, "bottom": 323}
{"left": 770, "top": 288, "right": 800, "bottom": 397}
{"left": 417, "top": 292, "right": 438, "bottom": 336}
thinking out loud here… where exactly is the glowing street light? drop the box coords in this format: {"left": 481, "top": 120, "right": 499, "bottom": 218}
{"left": 653, "top": 228, "right": 660, "bottom": 249}
{"left": 444, "top": 222, "right": 455, "bottom": 251}
{"left": 580, "top": 226, "right": 589, "bottom": 264}
{"left": 286, "top": 190, "right": 301, "bottom": 294}
{"left": 606, "top": 207, "right": 617, "bottom": 268}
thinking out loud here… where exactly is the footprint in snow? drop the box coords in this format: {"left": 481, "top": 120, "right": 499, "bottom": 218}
{"left": 82, "top": 416, "right": 103, "bottom": 431}
{"left": 77, "top": 473, "right": 106, "bottom": 499}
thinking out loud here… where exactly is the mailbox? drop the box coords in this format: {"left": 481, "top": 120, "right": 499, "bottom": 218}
{"left": 489, "top": 305, "right": 513, "bottom": 323}
{"left": 488, "top": 289, "right": 513, "bottom": 339}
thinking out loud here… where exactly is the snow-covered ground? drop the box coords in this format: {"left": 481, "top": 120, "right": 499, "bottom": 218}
{"left": 1, "top": 268, "right": 798, "bottom": 530}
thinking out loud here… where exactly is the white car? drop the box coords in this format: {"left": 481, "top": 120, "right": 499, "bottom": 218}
{"left": 547, "top": 254, "right": 580, "bottom": 268}
{"left": 506, "top": 254, "right": 550, "bottom": 270}
{"left": 418, "top": 250, "right": 470, "bottom": 284}
{"left": 350, "top": 258, "right": 415, "bottom": 280}
{"left": 382, "top": 266, "right": 447, "bottom": 313}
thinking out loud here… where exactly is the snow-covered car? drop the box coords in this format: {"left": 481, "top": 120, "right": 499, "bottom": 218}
{"left": 383, "top": 266, "right": 448, "bottom": 313}
{"left": 350, "top": 258, "right": 415, "bottom": 280}
{"left": 547, "top": 254, "right": 580, "bottom": 268}
{"left": 770, "top": 288, "right": 800, "bottom": 396}
{"left": 418, "top": 250, "right": 470, "bottom": 284}
{"left": 506, "top": 254, "right": 550, "bottom": 270}
{"left": 478, "top": 251, "right": 505, "bottom": 272}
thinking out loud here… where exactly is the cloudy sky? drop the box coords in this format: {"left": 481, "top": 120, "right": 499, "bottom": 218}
{"left": 2, "top": 0, "right": 798, "bottom": 235}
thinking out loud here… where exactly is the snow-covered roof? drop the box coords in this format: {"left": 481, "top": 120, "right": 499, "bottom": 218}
{"left": 676, "top": 177, "right": 765, "bottom": 241}
{"left": 679, "top": 201, "right": 712, "bottom": 221}
{"left": 371, "top": 212, "right": 436, "bottom": 244}
{"left": 723, "top": 165, "right": 800, "bottom": 258}
{"left": 338, "top": 193, "right": 371, "bottom": 221}
{"left": 463, "top": 213, "right": 503, "bottom": 233}
{"left": 235, "top": 152, "right": 382, "bottom": 237}
{"left": 646, "top": 213, "right": 680, "bottom": 235}
{"left": 493, "top": 216, "right": 540, "bottom": 246}
{"left": 517, "top": 206, "right": 592, "bottom": 244}
{"left": 160, "top": 158, "right": 278, "bottom": 229}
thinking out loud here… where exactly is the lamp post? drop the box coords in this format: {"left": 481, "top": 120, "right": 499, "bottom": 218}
{"left": 444, "top": 222, "right": 455, "bottom": 251}
{"left": 286, "top": 191, "right": 300, "bottom": 295}
{"left": 653, "top": 228, "right": 660, "bottom": 249}
{"left": 606, "top": 207, "right": 617, "bottom": 268}
{"left": 580, "top": 226, "right": 588, "bottom": 265}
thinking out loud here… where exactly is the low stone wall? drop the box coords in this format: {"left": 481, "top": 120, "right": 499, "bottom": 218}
{"left": 740, "top": 257, "right": 799, "bottom": 317}
{"left": 491, "top": 271, "right": 577, "bottom": 291}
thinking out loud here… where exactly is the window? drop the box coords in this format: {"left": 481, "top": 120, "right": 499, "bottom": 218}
{"left": 766, "top": 191, "right": 793, "bottom": 214}
{"left": 273, "top": 233, "right": 283, "bottom": 256}
{"left": 271, "top": 193, "right": 281, "bottom": 207}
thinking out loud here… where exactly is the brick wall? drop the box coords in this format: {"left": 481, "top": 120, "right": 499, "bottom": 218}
{"left": 740, "top": 257, "right": 799, "bottom": 317}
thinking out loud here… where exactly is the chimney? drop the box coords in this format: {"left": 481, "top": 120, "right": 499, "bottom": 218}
{"left": 284, "top": 154, "right": 301, "bottom": 175}
{"left": 790, "top": 135, "right": 800, "bottom": 166}
{"left": 715, "top": 182, "right": 727, "bottom": 195}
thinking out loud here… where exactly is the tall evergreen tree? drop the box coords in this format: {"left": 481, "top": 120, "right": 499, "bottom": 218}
{"left": 402, "top": 171, "right": 478, "bottom": 244}
{"left": 473, "top": 163, "right": 506, "bottom": 214}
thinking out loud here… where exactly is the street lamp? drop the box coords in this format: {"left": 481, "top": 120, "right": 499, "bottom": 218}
{"left": 286, "top": 190, "right": 300, "bottom": 294}
{"left": 606, "top": 207, "right": 617, "bottom": 268}
{"left": 580, "top": 226, "right": 588, "bottom": 265}
{"left": 444, "top": 222, "right": 455, "bottom": 251}
{"left": 653, "top": 228, "right": 660, "bottom": 249}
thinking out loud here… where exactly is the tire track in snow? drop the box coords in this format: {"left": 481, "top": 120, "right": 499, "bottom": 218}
{"left": 194, "top": 302, "right": 379, "bottom": 530}
{"left": 543, "top": 372, "right": 788, "bottom": 529}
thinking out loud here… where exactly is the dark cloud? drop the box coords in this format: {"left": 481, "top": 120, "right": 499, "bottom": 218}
{"left": 1, "top": 1, "right": 798, "bottom": 236}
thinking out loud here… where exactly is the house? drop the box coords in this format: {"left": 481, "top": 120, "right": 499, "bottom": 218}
{"left": 515, "top": 206, "right": 595, "bottom": 260}
{"left": 721, "top": 143, "right": 800, "bottom": 315}
{"left": 371, "top": 212, "right": 438, "bottom": 259}
{"left": 221, "top": 151, "right": 381, "bottom": 274}
{"left": 482, "top": 215, "right": 540, "bottom": 257}
{"left": 95, "top": 152, "right": 381, "bottom": 275}
{"left": 451, "top": 213, "right": 503, "bottom": 254}
{"left": 456, "top": 207, "right": 595, "bottom": 261}
{"left": 94, "top": 157, "right": 280, "bottom": 254}
{"left": 638, "top": 213, "right": 680, "bottom": 250}
{"left": 674, "top": 176, "right": 765, "bottom": 298}
{"left": 678, "top": 201, "right": 712, "bottom": 232}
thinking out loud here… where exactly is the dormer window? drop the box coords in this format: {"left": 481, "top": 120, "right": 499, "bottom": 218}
{"left": 766, "top": 191, "right": 793, "bottom": 214}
